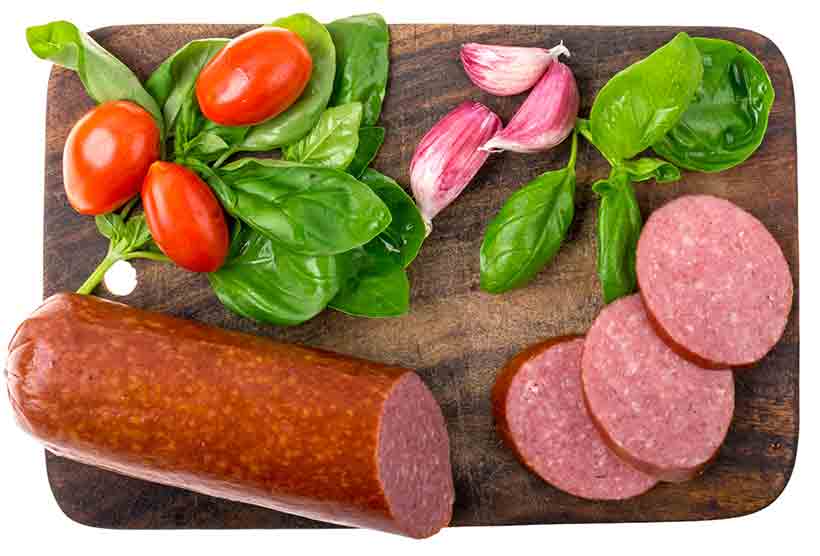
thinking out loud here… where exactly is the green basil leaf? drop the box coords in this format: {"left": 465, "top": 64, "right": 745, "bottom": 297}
{"left": 174, "top": 93, "right": 248, "bottom": 163}
{"left": 359, "top": 169, "right": 425, "bottom": 268}
{"left": 590, "top": 32, "right": 703, "bottom": 162}
{"left": 123, "top": 213, "right": 153, "bottom": 251}
{"left": 208, "top": 223, "right": 348, "bottom": 326}
{"left": 217, "top": 158, "right": 391, "bottom": 255}
{"left": 186, "top": 132, "right": 230, "bottom": 156}
{"left": 239, "top": 14, "right": 336, "bottom": 151}
{"left": 480, "top": 132, "right": 578, "bottom": 294}
{"left": 27, "top": 20, "right": 164, "bottom": 136}
{"left": 95, "top": 212, "right": 126, "bottom": 241}
{"left": 653, "top": 37, "right": 775, "bottom": 172}
{"left": 594, "top": 170, "right": 643, "bottom": 304}
{"left": 621, "top": 157, "right": 681, "bottom": 183}
{"left": 347, "top": 126, "right": 385, "bottom": 178}
{"left": 327, "top": 13, "right": 390, "bottom": 126}
{"left": 145, "top": 38, "right": 228, "bottom": 132}
{"left": 330, "top": 262, "right": 409, "bottom": 318}
{"left": 283, "top": 102, "right": 363, "bottom": 169}
{"left": 576, "top": 118, "right": 617, "bottom": 166}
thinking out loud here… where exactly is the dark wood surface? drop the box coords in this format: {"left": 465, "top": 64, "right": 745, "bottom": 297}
{"left": 42, "top": 23, "right": 798, "bottom": 529}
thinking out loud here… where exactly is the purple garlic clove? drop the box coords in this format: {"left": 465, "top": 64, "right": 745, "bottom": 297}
{"left": 482, "top": 61, "right": 580, "bottom": 153}
{"left": 410, "top": 101, "right": 502, "bottom": 230}
{"left": 460, "top": 42, "right": 570, "bottom": 96}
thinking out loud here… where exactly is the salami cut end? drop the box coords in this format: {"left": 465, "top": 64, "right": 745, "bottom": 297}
{"left": 379, "top": 373, "right": 454, "bottom": 538}
{"left": 493, "top": 337, "right": 657, "bottom": 500}
{"left": 637, "top": 194, "right": 792, "bottom": 368}
{"left": 582, "top": 295, "right": 735, "bottom": 482}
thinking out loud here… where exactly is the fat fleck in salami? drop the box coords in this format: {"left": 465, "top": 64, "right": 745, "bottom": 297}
{"left": 493, "top": 337, "right": 657, "bottom": 499}
{"left": 636, "top": 194, "right": 793, "bottom": 368}
{"left": 6, "top": 294, "right": 454, "bottom": 538}
{"left": 581, "top": 295, "right": 734, "bottom": 482}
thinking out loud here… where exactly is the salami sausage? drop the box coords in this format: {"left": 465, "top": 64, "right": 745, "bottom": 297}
{"left": 6, "top": 293, "right": 454, "bottom": 538}
{"left": 581, "top": 294, "right": 734, "bottom": 482}
{"left": 636, "top": 194, "right": 793, "bottom": 368}
{"left": 493, "top": 337, "right": 657, "bottom": 500}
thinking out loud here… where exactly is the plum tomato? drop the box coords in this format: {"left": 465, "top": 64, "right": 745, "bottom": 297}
{"left": 141, "top": 162, "right": 229, "bottom": 272}
{"left": 195, "top": 27, "right": 313, "bottom": 126}
{"left": 63, "top": 100, "right": 160, "bottom": 215}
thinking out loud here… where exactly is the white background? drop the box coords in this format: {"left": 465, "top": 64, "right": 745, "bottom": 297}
{"left": 0, "top": 0, "right": 813, "bottom": 553}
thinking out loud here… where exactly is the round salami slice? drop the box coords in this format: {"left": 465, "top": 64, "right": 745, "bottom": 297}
{"left": 636, "top": 194, "right": 793, "bottom": 368}
{"left": 581, "top": 295, "right": 735, "bottom": 482}
{"left": 493, "top": 336, "right": 658, "bottom": 500}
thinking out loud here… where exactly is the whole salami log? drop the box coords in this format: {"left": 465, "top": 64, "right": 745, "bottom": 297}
{"left": 6, "top": 293, "right": 454, "bottom": 538}
{"left": 636, "top": 194, "right": 793, "bottom": 368}
{"left": 581, "top": 294, "right": 734, "bottom": 482}
{"left": 493, "top": 337, "right": 657, "bottom": 500}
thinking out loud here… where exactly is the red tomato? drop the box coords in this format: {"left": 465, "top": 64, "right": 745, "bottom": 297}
{"left": 195, "top": 27, "right": 313, "bottom": 126}
{"left": 141, "top": 162, "right": 229, "bottom": 273}
{"left": 63, "top": 101, "right": 160, "bottom": 215}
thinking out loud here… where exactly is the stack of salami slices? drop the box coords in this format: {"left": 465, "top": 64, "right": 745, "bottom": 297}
{"left": 493, "top": 195, "right": 793, "bottom": 499}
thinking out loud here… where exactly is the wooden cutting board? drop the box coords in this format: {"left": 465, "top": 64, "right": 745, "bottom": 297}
{"left": 42, "top": 23, "right": 798, "bottom": 529}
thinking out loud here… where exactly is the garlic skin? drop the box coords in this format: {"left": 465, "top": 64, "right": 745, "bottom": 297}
{"left": 482, "top": 61, "right": 580, "bottom": 153}
{"left": 461, "top": 42, "right": 570, "bottom": 96}
{"left": 410, "top": 101, "right": 502, "bottom": 228}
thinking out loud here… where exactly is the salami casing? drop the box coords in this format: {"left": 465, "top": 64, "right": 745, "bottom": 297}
{"left": 6, "top": 294, "right": 454, "bottom": 538}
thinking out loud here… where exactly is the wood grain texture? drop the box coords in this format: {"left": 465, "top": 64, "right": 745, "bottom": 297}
{"left": 42, "top": 23, "right": 798, "bottom": 529}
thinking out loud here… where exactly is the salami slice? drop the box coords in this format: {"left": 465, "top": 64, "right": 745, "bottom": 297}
{"left": 581, "top": 295, "right": 735, "bottom": 482}
{"left": 636, "top": 194, "right": 793, "bottom": 368}
{"left": 493, "top": 337, "right": 658, "bottom": 500}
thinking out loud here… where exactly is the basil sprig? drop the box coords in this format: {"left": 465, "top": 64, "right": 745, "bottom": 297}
{"left": 76, "top": 200, "right": 170, "bottom": 295}
{"left": 593, "top": 169, "right": 643, "bottom": 303}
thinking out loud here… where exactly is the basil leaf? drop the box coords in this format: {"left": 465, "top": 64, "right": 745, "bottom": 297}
{"left": 594, "top": 170, "right": 643, "bottom": 304}
{"left": 327, "top": 13, "right": 390, "bottom": 126}
{"left": 576, "top": 118, "right": 618, "bottom": 167}
{"left": 122, "top": 213, "right": 153, "bottom": 251}
{"left": 590, "top": 32, "right": 703, "bottom": 162}
{"left": 216, "top": 158, "right": 391, "bottom": 255}
{"left": 283, "top": 102, "right": 363, "bottom": 169}
{"left": 480, "top": 132, "right": 578, "bottom": 294}
{"left": 653, "top": 37, "right": 775, "bottom": 172}
{"left": 95, "top": 212, "right": 126, "bottom": 241}
{"left": 145, "top": 38, "right": 228, "bottom": 132}
{"left": 240, "top": 14, "right": 336, "bottom": 151}
{"left": 27, "top": 20, "right": 164, "bottom": 136}
{"left": 208, "top": 223, "right": 348, "bottom": 326}
{"left": 621, "top": 157, "right": 681, "bottom": 183}
{"left": 330, "top": 262, "right": 409, "bottom": 318}
{"left": 174, "top": 93, "right": 248, "bottom": 163}
{"left": 359, "top": 169, "right": 425, "bottom": 268}
{"left": 347, "top": 126, "right": 385, "bottom": 178}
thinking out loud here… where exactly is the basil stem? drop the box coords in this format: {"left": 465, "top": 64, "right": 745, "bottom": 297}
{"left": 76, "top": 199, "right": 170, "bottom": 295}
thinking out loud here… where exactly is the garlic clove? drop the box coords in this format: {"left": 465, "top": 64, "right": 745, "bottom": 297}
{"left": 461, "top": 42, "right": 570, "bottom": 97}
{"left": 410, "top": 101, "right": 502, "bottom": 229}
{"left": 482, "top": 61, "right": 580, "bottom": 153}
